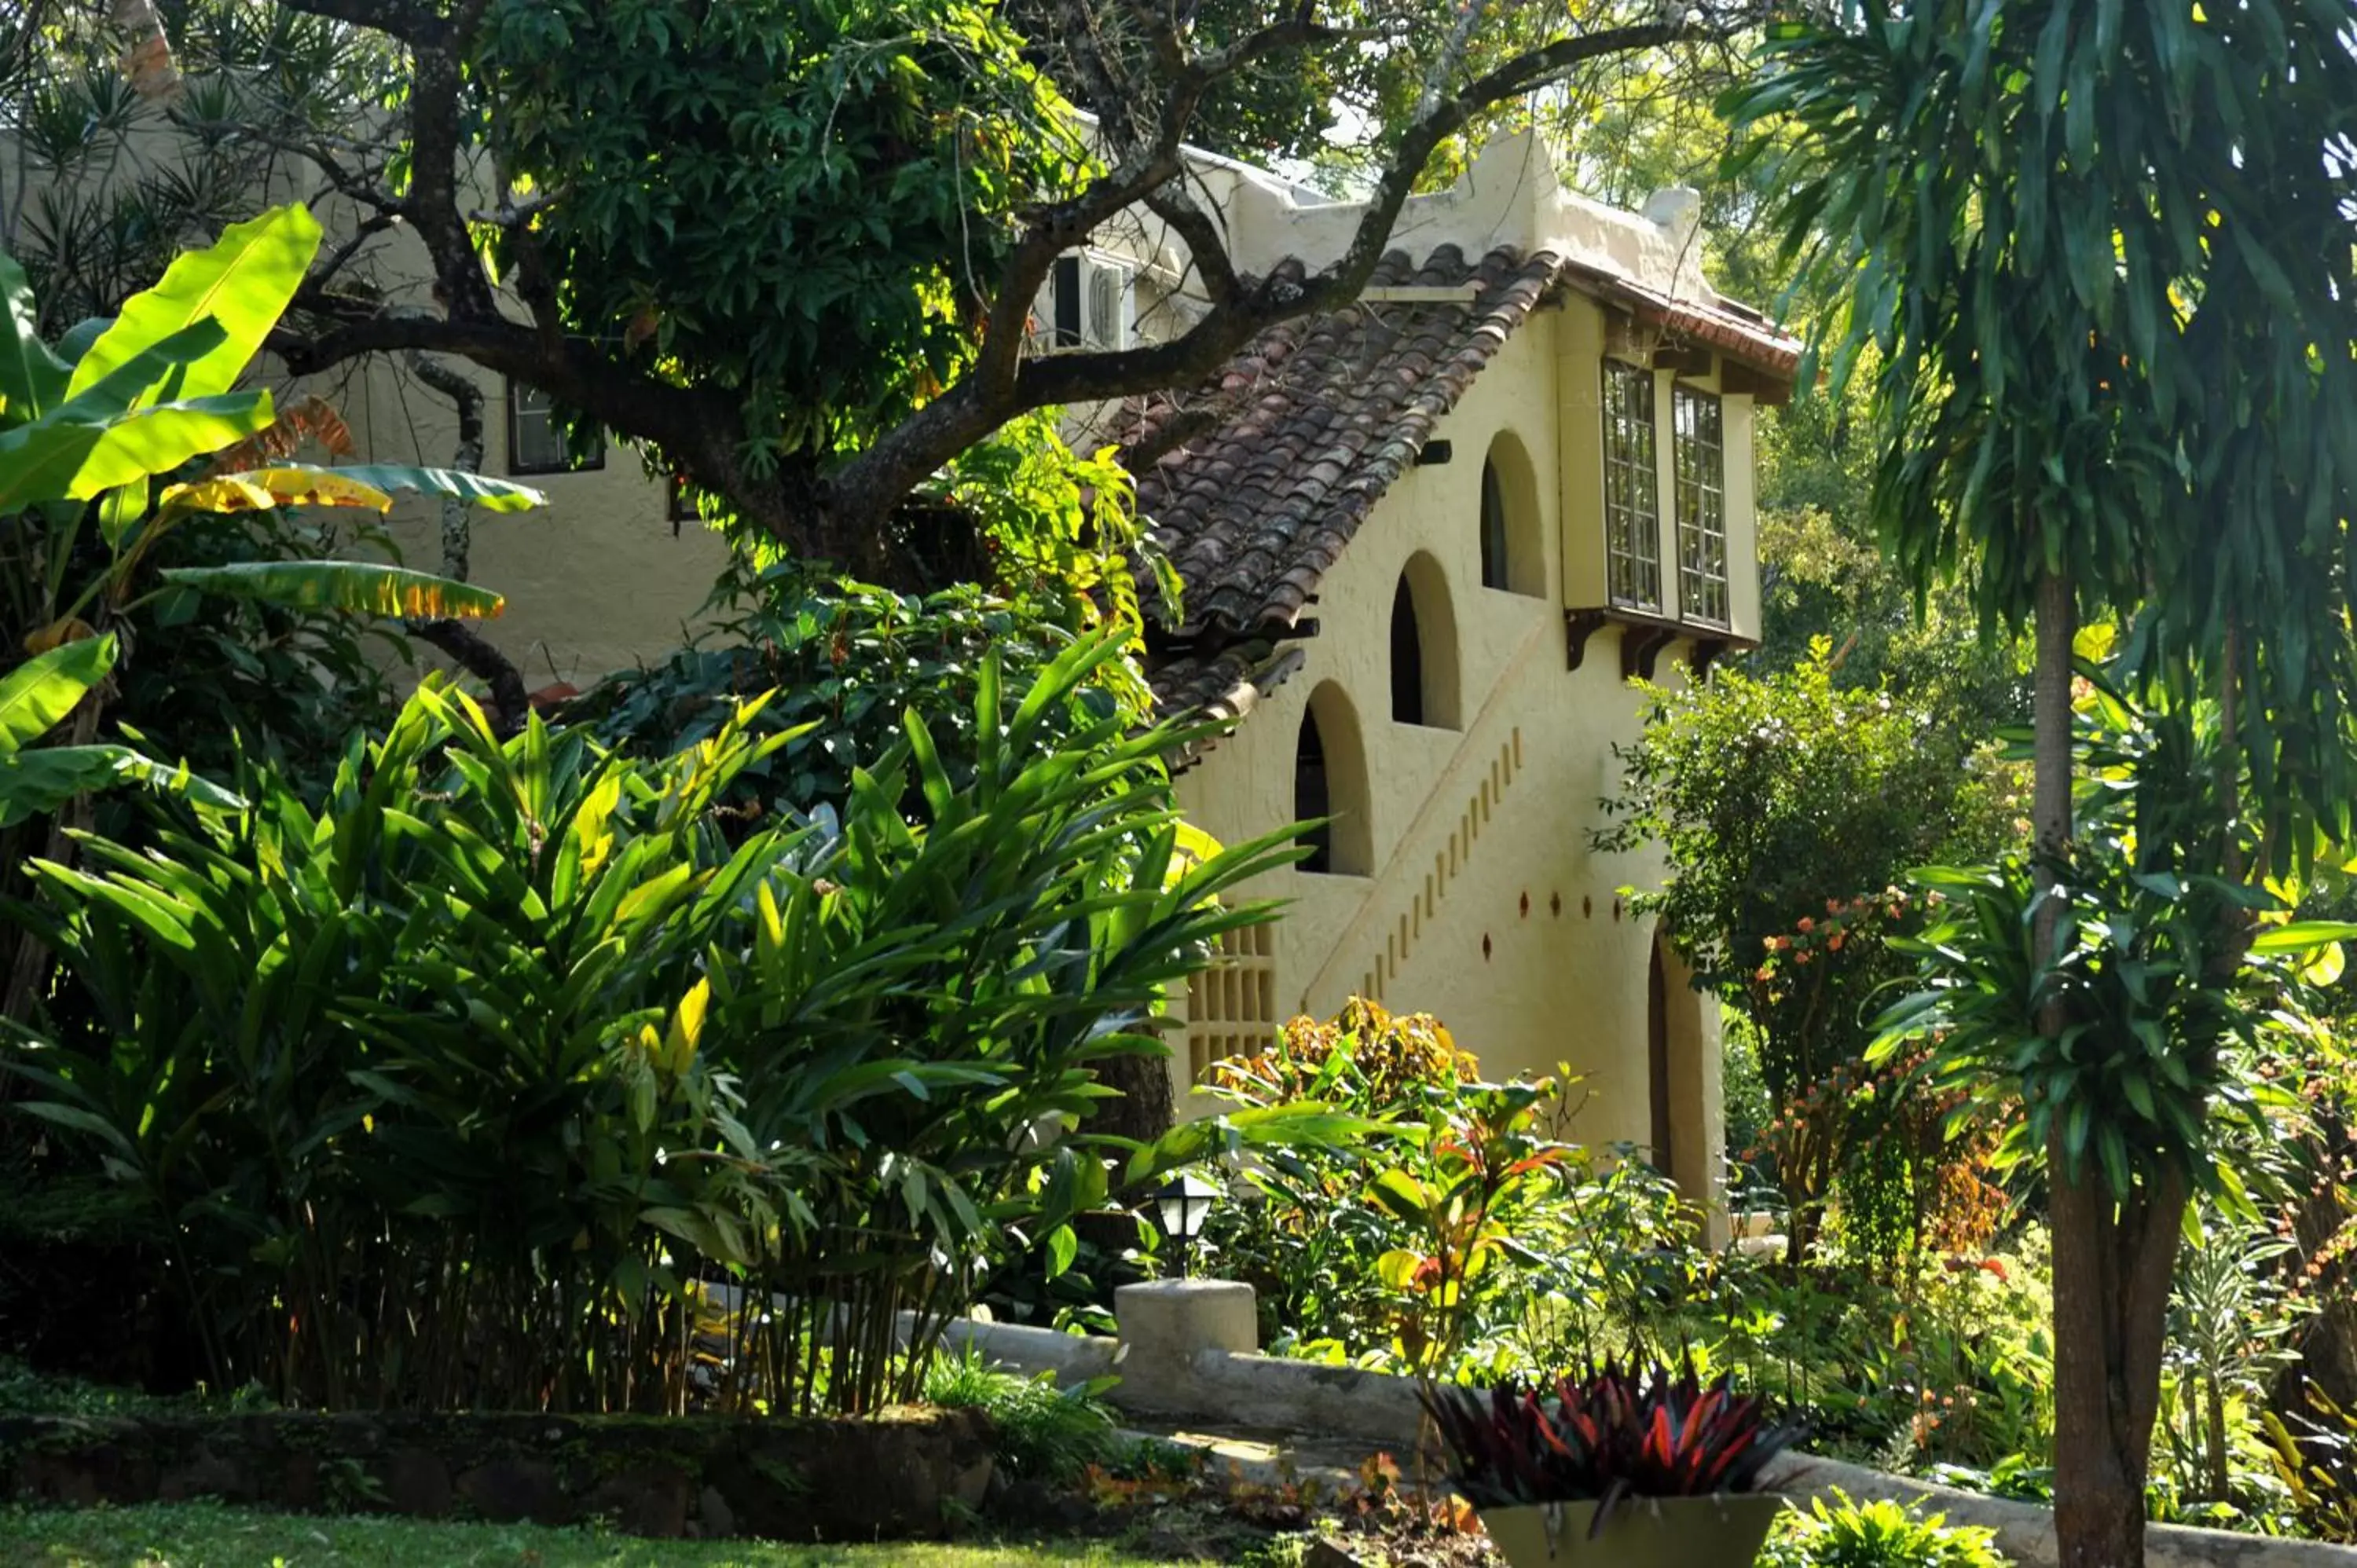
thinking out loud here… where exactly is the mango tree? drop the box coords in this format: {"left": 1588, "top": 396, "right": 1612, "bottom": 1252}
{"left": 1733, "top": 3, "right": 2357, "bottom": 1563}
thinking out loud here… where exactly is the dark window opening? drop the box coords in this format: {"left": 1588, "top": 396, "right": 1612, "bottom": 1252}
{"left": 1648, "top": 942, "right": 1675, "bottom": 1178}
{"left": 1390, "top": 578, "right": 1425, "bottom": 725}
{"left": 1479, "top": 459, "right": 1509, "bottom": 590}
{"left": 507, "top": 381, "right": 605, "bottom": 476}
{"left": 1053, "top": 255, "right": 1083, "bottom": 348}
{"left": 1295, "top": 710, "right": 1332, "bottom": 874}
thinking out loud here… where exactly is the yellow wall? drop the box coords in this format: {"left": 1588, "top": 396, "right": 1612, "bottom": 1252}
{"left": 1171, "top": 307, "right": 1735, "bottom": 1226}
{"left": 335, "top": 337, "right": 735, "bottom": 690}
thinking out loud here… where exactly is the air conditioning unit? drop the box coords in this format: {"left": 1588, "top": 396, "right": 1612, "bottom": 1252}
{"left": 1032, "top": 251, "right": 1135, "bottom": 352}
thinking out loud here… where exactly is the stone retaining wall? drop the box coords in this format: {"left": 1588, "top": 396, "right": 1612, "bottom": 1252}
{"left": 939, "top": 1282, "right": 2357, "bottom": 1568}
{"left": 0, "top": 1407, "right": 995, "bottom": 1541}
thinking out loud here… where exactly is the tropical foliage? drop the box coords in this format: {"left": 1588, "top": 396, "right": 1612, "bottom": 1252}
{"left": 1596, "top": 647, "right": 2022, "bottom": 1104}
{"left": 1420, "top": 1358, "right": 1803, "bottom": 1509}
{"left": 1761, "top": 1493, "right": 2007, "bottom": 1568}
{"left": 1201, "top": 1002, "right": 1699, "bottom": 1380}
{"left": 1736, "top": 2, "right": 2357, "bottom": 1556}
{"left": 577, "top": 570, "right": 1113, "bottom": 820}
{"left": 3, "top": 637, "right": 1351, "bottom": 1414}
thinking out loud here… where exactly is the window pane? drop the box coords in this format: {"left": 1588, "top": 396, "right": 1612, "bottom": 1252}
{"left": 1601, "top": 361, "right": 1661, "bottom": 612}
{"left": 509, "top": 382, "right": 604, "bottom": 474}
{"left": 1673, "top": 386, "right": 1728, "bottom": 628}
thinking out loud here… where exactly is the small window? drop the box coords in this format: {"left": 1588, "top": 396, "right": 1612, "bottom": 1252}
{"left": 1673, "top": 386, "right": 1728, "bottom": 627}
{"left": 1390, "top": 578, "right": 1425, "bottom": 725}
{"left": 1603, "top": 361, "right": 1663, "bottom": 612}
{"left": 1479, "top": 459, "right": 1510, "bottom": 591}
{"left": 508, "top": 382, "right": 605, "bottom": 476}
{"left": 1296, "top": 709, "right": 1333, "bottom": 873}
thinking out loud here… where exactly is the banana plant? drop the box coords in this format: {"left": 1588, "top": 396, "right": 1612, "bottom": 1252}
{"left": 0, "top": 632, "right": 240, "bottom": 829}
{"left": 0, "top": 203, "right": 547, "bottom": 856}
{"left": 2, "top": 203, "right": 544, "bottom": 662}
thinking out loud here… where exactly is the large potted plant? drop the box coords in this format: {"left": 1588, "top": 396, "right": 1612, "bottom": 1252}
{"left": 1422, "top": 1360, "right": 1802, "bottom": 1567}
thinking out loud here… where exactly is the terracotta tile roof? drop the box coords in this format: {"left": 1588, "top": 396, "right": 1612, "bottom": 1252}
{"left": 1129, "top": 243, "right": 1559, "bottom": 640}
{"left": 1560, "top": 260, "right": 1803, "bottom": 383}
{"left": 1149, "top": 643, "right": 1307, "bottom": 760}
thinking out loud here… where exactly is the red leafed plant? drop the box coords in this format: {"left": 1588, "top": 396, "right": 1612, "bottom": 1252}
{"left": 1420, "top": 1358, "right": 1805, "bottom": 1530}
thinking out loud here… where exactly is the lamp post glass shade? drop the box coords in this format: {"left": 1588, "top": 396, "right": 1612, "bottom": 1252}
{"left": 1153, "top": 1171, "right": 1219, "bottom": 1274}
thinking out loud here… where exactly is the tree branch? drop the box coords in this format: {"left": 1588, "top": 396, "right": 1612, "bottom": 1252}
{"left": 276, "top": 0, "right": 444, "bottom": 46}
{"left": 837, "top": 17, "right": 1701, "bottom": 533}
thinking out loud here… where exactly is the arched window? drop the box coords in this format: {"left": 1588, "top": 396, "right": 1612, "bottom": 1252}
{"left": 1294, "top": 683, "right": 1373, "bottom": 875}
{"left": 1478, "top": 431, "right": 1545, "bottom": 596}
{"left": 1296, "top": 709, "right": 1333, "bottom": 872}
{"left": 1391, "top": 554, "right": 1461, "bottom": 729}
{"left": 1390, "top": 578, "right": 1424, "bottom": 725}
{"left": 1479, "top": 459, "right": 1510, "bottom": 591}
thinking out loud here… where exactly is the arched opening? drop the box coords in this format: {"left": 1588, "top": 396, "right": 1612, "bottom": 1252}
{"left": 1645, "top": 931, "right": 1721, "bottom": 1224}
{"left": 1294, "top": 683, "right": 1373, "bottom": 876}
{"left": 1647, "top": 942, "right": 1676, "bottom": 1178}
{"left": 1479, "top": 460, "right": 1510, "bottom": 591}
{"left": 1296, "top": 710, "right": 1332, "bottom": 871}
{"left": 1478, "top": 430, "right": 1545, "bottom": 597}
{"left": 1390, "top": 580, "right": 1424, "bottom": 724}
{"left": 1391, "top": 552, "right": 1461, "bottom": 729}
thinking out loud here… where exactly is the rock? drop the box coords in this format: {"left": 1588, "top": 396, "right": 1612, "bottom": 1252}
{"left": 383, "top": 1449, "right": 453, "bottom": 1516}
{"left": 0, "top": 1406, "right": 997, "bottom": 1544}
{"left": 453, "top": 1456, "right": 570, "bottom": 1524}
{"left": 581, "top": 1465, "right": 691, "bottom": 1537}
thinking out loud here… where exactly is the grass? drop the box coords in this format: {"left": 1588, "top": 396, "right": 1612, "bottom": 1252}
{"left": 0, "top": 1502, "right": 1221, "bottom": 1568}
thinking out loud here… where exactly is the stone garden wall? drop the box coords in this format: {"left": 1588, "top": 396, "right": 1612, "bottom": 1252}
{"left": 0, "top": 1406, "right": 995, "bottom": 1541}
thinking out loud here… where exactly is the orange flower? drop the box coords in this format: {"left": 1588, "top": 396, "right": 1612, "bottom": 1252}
{"left": 1798, "top": 917, "right": 1816, "bottom": 933}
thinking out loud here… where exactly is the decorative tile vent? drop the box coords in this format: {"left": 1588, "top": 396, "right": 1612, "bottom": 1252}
{"left": 1187, "top": 924, "right": 1279, "bottom": 1084}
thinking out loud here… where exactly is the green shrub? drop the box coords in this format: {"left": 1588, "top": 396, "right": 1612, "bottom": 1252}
{"left": 1761, "top": 1492, "right": 2009, "bottom": 1568}
{"left": 922, "top": 1349, "right": 1117, "bottom": 1484}
{"left": 575, "top": 569, "right": 1109, "bottom": 819}
{"left": 1200, "top": 998, "right": 1698, "bottom": 1378}
{"left": 5, "top": 634, "right": 1327, "bottom": 1416}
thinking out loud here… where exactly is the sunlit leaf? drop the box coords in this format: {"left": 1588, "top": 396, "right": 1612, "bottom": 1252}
{"left": 68, "top": 204, "right": 322, "bottom": 404}
{"left": 0, "top": 633, "right": 114, "bottom": 753}
{"left": 159, "top": 561, "right": 506, "bottom": 620}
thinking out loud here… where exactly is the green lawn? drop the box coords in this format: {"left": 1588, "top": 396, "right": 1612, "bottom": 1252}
{"left": 0, "top": 1503, "right": 1222, "bottom": 1567}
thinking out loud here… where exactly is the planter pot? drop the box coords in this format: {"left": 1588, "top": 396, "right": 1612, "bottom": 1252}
{"left": 1479, "top": 1493, "right": 1785, "bottom": 1568}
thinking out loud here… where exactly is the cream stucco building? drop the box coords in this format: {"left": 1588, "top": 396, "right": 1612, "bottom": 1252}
{"left": 298, "top": 132, "right": 1798, "bottom": 1217}
{"left": 1113, "top": 135, "right": 1798, "bottom": 1229}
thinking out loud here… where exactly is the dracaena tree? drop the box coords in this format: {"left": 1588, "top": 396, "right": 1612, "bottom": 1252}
{"left": 1732, "top": 3, "right": 2357, "bottom": 1563}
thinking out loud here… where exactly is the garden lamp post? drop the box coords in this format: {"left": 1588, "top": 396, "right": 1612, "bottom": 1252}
{"left": 1151, "top": 1171, "right": 1219, "bottom": 1278}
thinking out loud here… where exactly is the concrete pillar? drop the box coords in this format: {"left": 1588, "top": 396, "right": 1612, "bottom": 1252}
{"left": 1112, "top": 1280, "right": 1258, "bottom": 1414}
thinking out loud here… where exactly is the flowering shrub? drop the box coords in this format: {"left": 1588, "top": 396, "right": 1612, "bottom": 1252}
{"left": 1200, "top": 1000, "right": 1699, "bottom": 1379}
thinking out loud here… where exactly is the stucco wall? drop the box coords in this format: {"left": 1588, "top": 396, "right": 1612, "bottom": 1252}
{"left": 338, "top": 342, "right": 734, "bottom": 689}
{"left": 1172, "top": 308, "right": 1734, "bottom": 1214}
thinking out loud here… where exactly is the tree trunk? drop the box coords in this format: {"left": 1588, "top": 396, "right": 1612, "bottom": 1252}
{"left": 2031, "top": 568, "right": 2182, "bottom": 1568}
{"left": 2049, "top": 1154, "right": 2189, "bottom": 1568}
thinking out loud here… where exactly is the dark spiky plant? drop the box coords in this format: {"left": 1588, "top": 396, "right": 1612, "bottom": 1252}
{"left": 1421, "top": 1359, "right": 1803, "bottom": 1532}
